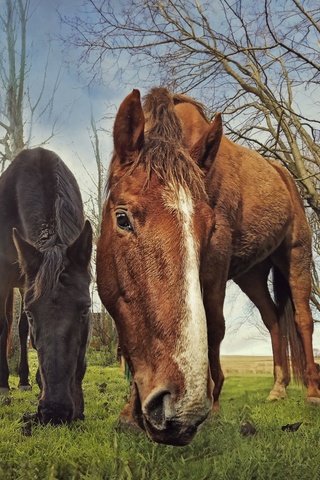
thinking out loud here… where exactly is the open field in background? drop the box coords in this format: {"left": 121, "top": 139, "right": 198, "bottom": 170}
{"left": 221, "top": 355, "right": 320, "bottom": 376}
{"left": 1, "top": 352, "right": 320, "bottom": 480}
{"left": 221, "top": 356, "right": 274, "bottom": 376}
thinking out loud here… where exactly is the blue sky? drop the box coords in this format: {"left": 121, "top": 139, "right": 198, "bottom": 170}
{"left": 6, "top": 0, "right": 319, "bottom": 356}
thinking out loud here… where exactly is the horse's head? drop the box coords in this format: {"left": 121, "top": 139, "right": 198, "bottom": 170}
{"left": 13, "top": 221, "right": 92, "bottom": 424}
{"left": 97, "top": 89, "right": 222, "bottom": 445}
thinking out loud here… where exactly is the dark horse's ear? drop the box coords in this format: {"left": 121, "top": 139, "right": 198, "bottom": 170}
{"left": 190, "top": 113, "right": 223, "bottom": 171}
{"left": 67, "top": 220, "right": 92, "bottom": 269}
{"left": 12, "top": 228, "right": 43, "bottom": 276}
{"left": 113, "top": 89, "right": 145, "bottom": 163}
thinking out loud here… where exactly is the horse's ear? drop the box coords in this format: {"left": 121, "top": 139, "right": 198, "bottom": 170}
{"left": 67, "top": 220, "right": 92, "bottom": 269}
{"left": 113, "top": 89, "right": 145, "bottom": 163}
{"left": 190, "top": 113, "right": 223, "bottom": 171}
{"left": 12, "top": 228, "right": 42, "bottom": 276}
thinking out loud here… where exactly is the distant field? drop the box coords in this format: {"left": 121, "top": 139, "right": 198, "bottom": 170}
{"left": 221, "top": 355, "right": 320, "bottom": 376}
{"left": 221, "top": 356, "right": 274, "bottom": 375}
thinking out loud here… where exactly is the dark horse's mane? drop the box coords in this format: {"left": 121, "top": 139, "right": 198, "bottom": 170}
{"left": 109, "top": 88, "right": 206, "bottom": 199}
{"left": 19, "top": 149, "right": 84, "bottom": 300}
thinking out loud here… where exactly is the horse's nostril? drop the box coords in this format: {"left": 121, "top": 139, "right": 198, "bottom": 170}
{"left": 38, "top": 400, "right": 73, "bottom": 425}
{"left": 143, "top": 389, "right": 171, "bottom": 428}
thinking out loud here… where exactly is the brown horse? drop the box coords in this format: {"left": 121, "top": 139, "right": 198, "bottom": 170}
{"left": 97, "top": 88, "right": 319, "bottom": 446}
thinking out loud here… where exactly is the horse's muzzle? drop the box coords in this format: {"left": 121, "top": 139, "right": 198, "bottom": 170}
{"left": 141, "top": 387, "right": 210, "bottom": 446}
{"left": 38, "top": 400, "right": 73, "bottom": 425}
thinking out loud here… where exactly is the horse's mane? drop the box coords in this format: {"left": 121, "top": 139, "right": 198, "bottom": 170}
{"left": 30, "top": 153, "right": 84, "bottom": 300}
{"left": 128, "top": 87, "right": 206, "bottom": 199}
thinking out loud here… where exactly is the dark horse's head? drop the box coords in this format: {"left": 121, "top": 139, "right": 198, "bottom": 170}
{"left": 97, "top": 89, "right": 222, "bottom": 445}
{"left": 13, "top": 220, "right": 92, "bottom": 425}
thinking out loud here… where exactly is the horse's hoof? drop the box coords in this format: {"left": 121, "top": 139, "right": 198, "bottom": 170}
{"left": 19, "top": 385, "right": 32, "bottom": 391}
{"left": 306, "top": 396, "right": 320, "bottom": 405}
{"left": 267, "top": 390, "right": 287, "bottom": 401}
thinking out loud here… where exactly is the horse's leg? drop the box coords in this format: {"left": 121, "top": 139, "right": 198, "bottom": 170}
{"left": 202, "top": 223, "right": 234, "bottom": 411}
{"left": 273, "top": 245, "right": 320, "bottom": 402}
{"left": 18, "top": 299, "right": 31, "bottom": 390}
{"left": 205, "top": 296, "right": 225, "bottom": 412}
{"left": 0, "top": 289, "right": 12, "bottom": 394}
{"left": 234, "top": 262, "right": 290, "bottom": 400}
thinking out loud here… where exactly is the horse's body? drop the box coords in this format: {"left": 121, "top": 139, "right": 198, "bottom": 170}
{"left": 0, "top": 148, "right": 92, "bottom": 424}
{"left": 174, "top": 97, "right": 316, "bottom": 401}
{"left": 97, "top": 88, "right": 319, "bottom": 446}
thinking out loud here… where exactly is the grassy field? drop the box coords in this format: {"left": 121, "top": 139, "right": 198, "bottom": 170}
{"left": 1, "top": 353, "right": 320, "bottom": 480}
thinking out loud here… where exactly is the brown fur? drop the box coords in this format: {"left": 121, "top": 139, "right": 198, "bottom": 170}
{"left": 174, "top": 92, "right": 318, "bottom": 395}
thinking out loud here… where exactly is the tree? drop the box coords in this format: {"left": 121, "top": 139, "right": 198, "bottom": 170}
{"left": 84, "top": 114, "right": 108, "bottom": 241}
{"left": 0, "top": 0, "right": 59, "bottom": 172}
{"left": 64, "top": 0, "right": 320, "bottom": 311}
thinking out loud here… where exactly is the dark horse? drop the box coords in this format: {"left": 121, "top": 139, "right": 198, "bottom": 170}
{"left": 97, "top": 88, "right": 320, "bottom": 446}
{"left": 0, "top": 147, "right": 92, "bottom": 424}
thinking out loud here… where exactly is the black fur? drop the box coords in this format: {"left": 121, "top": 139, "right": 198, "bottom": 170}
{"left": 0, "top": 147, "right": 92, "bottom": 424}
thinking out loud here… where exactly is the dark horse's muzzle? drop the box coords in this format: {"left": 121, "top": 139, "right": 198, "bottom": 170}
{"left": 38, "top": 399, "right": 74, "bottom": 425}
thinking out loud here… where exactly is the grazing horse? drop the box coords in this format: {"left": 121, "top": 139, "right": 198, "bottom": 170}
{"left": 96, "top": 88, "right": 319, "bottom": 446}
{"left": 0, "top": 148, "right": 92, "bottom": 424}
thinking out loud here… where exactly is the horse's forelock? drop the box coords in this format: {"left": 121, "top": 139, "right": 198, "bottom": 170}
{"left": 30, "top": 246, "right": 65, "bottom": 301}
{"left": 143, "top": 88, "right": 183, "bottom": 142}
{"left": 127, "top": 88, "right": 206, "bottom": 199}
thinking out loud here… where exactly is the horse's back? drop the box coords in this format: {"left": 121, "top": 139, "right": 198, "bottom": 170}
{"left": 0, "top": 147, "right": 84, "bottom": 265}
{"left": 175, "top": 96, "right": 309, "bottom": 274}
{"left": 174, "top": 99, "right": 294, "bottom": 213}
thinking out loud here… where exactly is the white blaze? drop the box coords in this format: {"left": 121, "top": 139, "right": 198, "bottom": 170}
{"left": 165, "top": 185, "right": 209, "bottom": 418}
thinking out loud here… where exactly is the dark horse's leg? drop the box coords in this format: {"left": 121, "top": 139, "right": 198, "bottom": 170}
{"left": 18, "top": 292, "right": 31, "bottom": 390}
{"left": 0, "top": 289, "right": 12, "bottom": 394}
{"left": 234, "top": 261, "right": 290, "bottom": 400}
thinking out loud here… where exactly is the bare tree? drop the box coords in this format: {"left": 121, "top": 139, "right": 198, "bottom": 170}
{"left": 64, "top": 0, "right": 320, "bottom": 311}
{"left": 0, "top": 0, "right": 60, "bottom": 172}
{"left": 84, "top": 114, "right": 108, "bottom": 241}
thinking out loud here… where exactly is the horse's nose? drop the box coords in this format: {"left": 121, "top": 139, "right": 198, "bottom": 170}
{"left": 142, "top": 388, "right": 172, "bottom": 430}
{"left": 38, "top": 399, "right": 73, "bottom": 425}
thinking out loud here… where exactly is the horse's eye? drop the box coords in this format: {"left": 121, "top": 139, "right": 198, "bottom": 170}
{"left": 116, "top": 212, "right": 133, "bottom": 232}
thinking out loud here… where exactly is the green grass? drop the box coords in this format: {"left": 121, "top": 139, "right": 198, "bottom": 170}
{"left": 1, "top": 353, "right": 320, "bottom": 480}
